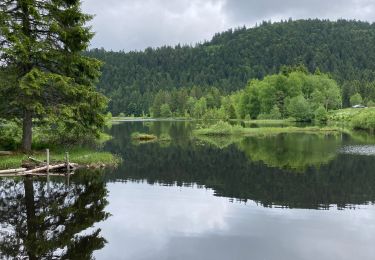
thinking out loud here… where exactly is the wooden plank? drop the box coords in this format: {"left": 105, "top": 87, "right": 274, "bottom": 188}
{"left": 24, "top": 163, "right": 66, "bottom": 174}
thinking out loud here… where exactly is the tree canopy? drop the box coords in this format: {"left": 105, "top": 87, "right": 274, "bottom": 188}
{"left": 0, "top": 0, "right": 107, "bottom": 150}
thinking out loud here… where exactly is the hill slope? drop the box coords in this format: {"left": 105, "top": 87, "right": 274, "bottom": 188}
{"left": 87, "top": 19, "right": 375, "bottom": 115}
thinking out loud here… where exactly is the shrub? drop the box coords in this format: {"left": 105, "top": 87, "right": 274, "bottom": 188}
{"left": 350, "top": 93, "right": 363, "bottom": 106}
{"left": 269, "top": 105, "right": 282, "bottom": 119}
{"left": 367, "top": 100, "right": 375, "bottom": 107}
{"left": 287, "top": 95, "right": 312, "bottom": 122}
{"left": 0, "top": 120, "right": 22, "bottom": 150}
{"left": 314, "top": 106, "right": 328, "bottom": 122}
{"left": 160, "top": 104, "right": 172, "bottom": 118}
{"left": 351, "top": 109, "right": 375, "bottom": 131}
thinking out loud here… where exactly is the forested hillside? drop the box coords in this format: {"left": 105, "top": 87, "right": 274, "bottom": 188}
{"left": 87, "top": 19, "right": 375, "bottom": 115}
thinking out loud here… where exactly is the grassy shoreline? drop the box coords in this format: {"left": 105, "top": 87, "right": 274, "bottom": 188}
{"left": 0, "top": 147, "right": 121, "bottom": 170}
{"left": 194, "top": 121, "right": 341, "bottom": 137}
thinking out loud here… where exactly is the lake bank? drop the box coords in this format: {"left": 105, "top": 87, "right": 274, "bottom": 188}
{"left": 0, "top": 147, "right": 121, "bottom": 170}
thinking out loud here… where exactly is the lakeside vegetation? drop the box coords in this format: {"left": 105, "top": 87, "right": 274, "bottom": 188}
{"left": 0, "top": 147, "right": 121, "bottom": 170}
{"left": 328, "top": 108, "right": 375, "bottom": 132}
{"left": 194, "top": 121, "right": 341, "bottom": 137}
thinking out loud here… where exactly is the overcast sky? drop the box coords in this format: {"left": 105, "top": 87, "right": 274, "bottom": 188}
{"left": 81, "top": 0, "right": 375, "bottom": 52}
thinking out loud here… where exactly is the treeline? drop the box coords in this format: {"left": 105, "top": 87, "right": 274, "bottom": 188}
{"left": 86, "top": 19, "right": 375, "bottom": 115}
{"left": 148, "top": 68, "right": 370, "bottom": 122}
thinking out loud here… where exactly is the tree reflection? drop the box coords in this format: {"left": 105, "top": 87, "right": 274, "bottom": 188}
{"left": 0, "top": 170, "right": 109, "bottom": 259}
{"left": 104, "top": 122, "right": 375, "bottom": 209}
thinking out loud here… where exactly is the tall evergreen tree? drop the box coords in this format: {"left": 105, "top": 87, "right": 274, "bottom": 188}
{"left": 0, "top": 0, "right": 107, "bottom": 151}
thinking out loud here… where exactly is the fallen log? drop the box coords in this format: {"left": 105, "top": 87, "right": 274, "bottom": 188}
{"left": 0, "top": 171, "right": 75, "bottom": 177}
{"left": 24, "top": 163, "right": 77, "bottom": 174}
{"left": 0, "top": 168, "right": 27, "bottom": 174}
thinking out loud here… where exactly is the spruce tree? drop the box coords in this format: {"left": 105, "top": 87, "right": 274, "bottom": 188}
{"left": 0, "top": 0, "right": 107, "bottom": 151}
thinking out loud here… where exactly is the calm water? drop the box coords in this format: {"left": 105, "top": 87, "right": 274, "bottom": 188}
{"left": 1, "top": 121, "right": 375, "bottom": 259}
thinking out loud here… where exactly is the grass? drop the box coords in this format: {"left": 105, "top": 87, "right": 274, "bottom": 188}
{"left": 0, "top": 147, "right": 121, "bottom": 170}
{"left": 194, "top": 121, "right": 341, "bottom": 137}
{"left": 232, "top": 119, "right": 294, "bottom": 125}
{"left": 131, "top": 132, "right": 158, "bottom": 141}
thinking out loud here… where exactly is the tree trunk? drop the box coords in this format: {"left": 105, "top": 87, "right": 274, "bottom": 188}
{"left": 22, "top": 110, "right": 33, "bottom": 151}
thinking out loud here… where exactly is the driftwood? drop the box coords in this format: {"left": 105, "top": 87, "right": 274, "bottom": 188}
{"left": 0, "top": 172, "right": 75, "bottom": 177}
{"left": 24, "top": 163, "right": 77, "bottom": 174}
{"left": 0, "top": 168, "right": 27, "bottom": 174}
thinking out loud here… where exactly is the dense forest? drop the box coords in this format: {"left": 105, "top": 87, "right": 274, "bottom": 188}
{"left": 87, "top": 19, "right": 375, "bottom": 116}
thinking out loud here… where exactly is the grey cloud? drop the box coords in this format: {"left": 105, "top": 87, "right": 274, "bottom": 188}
{"left": 81, "top": 0, "right": 375, "bottom": 51}
{"left": 223, "top": 0, "right": 375, "bottom": 24}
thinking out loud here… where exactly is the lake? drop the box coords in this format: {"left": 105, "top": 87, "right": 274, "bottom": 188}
{"left": 1, "top": 121, "right": 375, "bottom": 259}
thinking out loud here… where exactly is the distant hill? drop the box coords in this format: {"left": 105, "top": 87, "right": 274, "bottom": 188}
{"left": 87, "top": 19, "right": 375, "bottom": 115}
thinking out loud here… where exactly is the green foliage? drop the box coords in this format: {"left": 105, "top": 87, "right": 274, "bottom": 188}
{"left": 368, "top": 100, "right": 375, "bottom": 107}
{"left": 270, "top": 106, "right": 282, "bottom": 119}
{"left": 314, "top": 106, "right": 328, "bottom": 122}
{"left": 131, "top": 132, "right": 157, "bottom": 141}
{"left": 86, "top": 19, "right": 375, "bottom": 116}
{"left": 351, "top": 109, "right": 375, "bottom": 131}
{"left": 0, "top": 120, "right": 22, "bottom": 150}
{"left": 0, "top": 147, "right": 121, "bottom": 170}
{"left": 287, "top": 95, "right": 312, "bottom": 122}
{"left": 0, "top": 0, "right": 107, "bottom": 150}
{"left": 194, "top": 121, "right": 340, "bottom": 136}
{"left": 160, "top": 104, "right": 172, "bottom": 118}
{"left": 350, "top": 93, "right": 363, "bottom": 106}
{"left": 193, "top": 97, "right": 208, "bottom": 118}
{"left": 238, "top": 71, "right": 340, "bottom": 120}
{"left": 202, "top": 108, "right": 227, "bottom": 120}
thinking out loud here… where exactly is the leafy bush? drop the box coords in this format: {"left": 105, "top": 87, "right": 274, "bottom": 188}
{"left": 367, "top": 100, "right": 375, "bottom": 107}
{"left": 160, "top": 104, "right": 172, "bottom": 118}
{"left": 287, "top": 95, "right": 312, "bottom": 122}
{"left": 350, "top": 93, "right": 363, "bottom": 106}
{"left": 351, "top": 109, "right": 375, "bottom": 131}
{"left": 0, "top": 120, "right": 22, "bottom": 150}
{"left": 202, "top": 108, "right": 228, "bottom": 120}
{"left": 314, "top": 106, "right": 328, "bottom": 122}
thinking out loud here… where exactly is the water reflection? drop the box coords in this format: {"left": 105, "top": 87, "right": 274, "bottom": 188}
{"left": 105, "top": 121, "right": 375, "bottom": 209}
{"left": 94, "top": 182, "right": 375, "bottom": 260}
{"left": 0, "top": 170, "right": 109, "bottom": 259}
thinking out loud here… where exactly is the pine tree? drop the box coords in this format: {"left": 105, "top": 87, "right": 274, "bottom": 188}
{"left": 0, "top": 0, "right": 107, "bottom": 151}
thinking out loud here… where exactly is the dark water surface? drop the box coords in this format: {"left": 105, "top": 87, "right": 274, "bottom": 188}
{"left": 1, "top": 121, "right": 375, "bottom": 259}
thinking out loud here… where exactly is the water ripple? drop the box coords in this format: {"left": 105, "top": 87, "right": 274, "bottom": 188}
{"left": 340, "top": 145, "right": 375, "bottom": 156}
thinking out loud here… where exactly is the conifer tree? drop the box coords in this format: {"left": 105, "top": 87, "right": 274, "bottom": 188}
{"left": 0, "top": 0, "right": 107, "bottom": 151}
